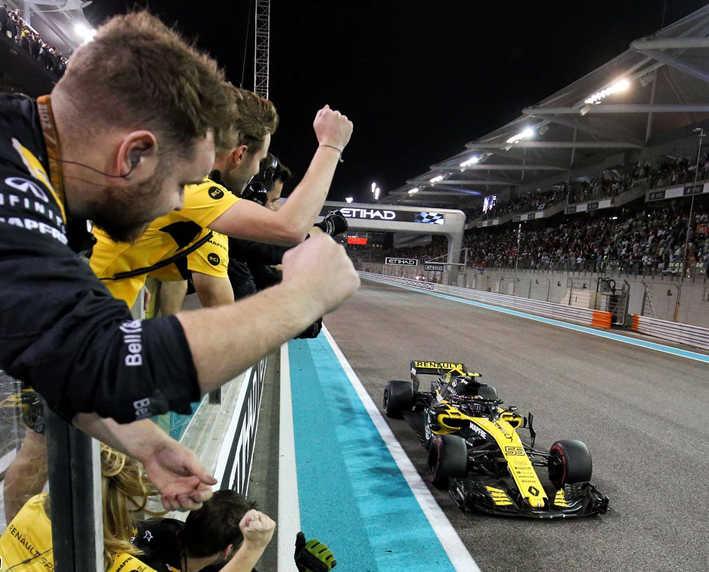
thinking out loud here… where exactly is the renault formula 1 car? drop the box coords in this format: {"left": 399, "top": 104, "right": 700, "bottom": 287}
{"left": 383, "top": 360, "right": 609, "bottom": 518}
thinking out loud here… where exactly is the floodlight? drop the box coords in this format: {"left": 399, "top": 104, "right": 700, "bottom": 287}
{"left": 460, "top": 156, "right": 480, "bottom": 168}
{"left": 430, "top": 175, "right": 444, "bottom": 184}
{"left": 74, "top": 23, "right": 96, "bottom": 42}
{"left": 584, "top": 79, "right": 630, "bottom": 104}
{"left": 505, "top": 127, "right": 535, "bottom": 145}
{"left": 345, "top": 197, "right": 353, "bottom": 203}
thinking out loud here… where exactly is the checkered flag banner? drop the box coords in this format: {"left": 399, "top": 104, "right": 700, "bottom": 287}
{"left": 415, "top": 211, "right": 445, "bottom": 224}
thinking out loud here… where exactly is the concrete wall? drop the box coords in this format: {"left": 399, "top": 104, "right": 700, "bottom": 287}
{"left": 357, "top": 262, "right": 709, "bottom": 328}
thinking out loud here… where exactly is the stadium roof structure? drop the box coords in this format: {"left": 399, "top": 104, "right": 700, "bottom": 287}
{"left": 9, "top": 0, "right": 93, "bottom": 55}
{"left": 387, "top": 5, "right": 709, "bottom": 207}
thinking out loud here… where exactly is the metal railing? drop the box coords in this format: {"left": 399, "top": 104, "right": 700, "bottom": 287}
{"left": 360, "top": 272, "right": 612, "bottom": 328}
{"left": 632, "top": 314, "right": 709, "bottom": 351}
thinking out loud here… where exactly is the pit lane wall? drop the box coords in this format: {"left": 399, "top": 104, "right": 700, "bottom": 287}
{"left": 178, "top": 358, "right": 268, "bottom": 495}
{"left": 359, "top": 272, "right": 612, "bottom": 329}
{"left": 631, "top": 315, "right": 709, "bottom": 352}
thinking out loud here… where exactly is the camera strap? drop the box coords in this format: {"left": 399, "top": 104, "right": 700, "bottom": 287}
{"left": 100, "top": 231, "right": 214, "bottom": 281}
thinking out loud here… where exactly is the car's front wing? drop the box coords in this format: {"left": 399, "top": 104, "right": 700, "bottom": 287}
{"left": 449, "top": 479, "right": 609, "bottom": 518}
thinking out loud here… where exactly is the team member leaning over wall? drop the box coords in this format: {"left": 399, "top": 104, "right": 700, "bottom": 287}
{"left": 0, "top": 10, "right": 359, "bottom": 512}
{"left": 0, "top": 444, "right": 165, "bottom": 571}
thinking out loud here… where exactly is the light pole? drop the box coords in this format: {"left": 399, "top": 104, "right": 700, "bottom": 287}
{"left": 515, "top": 222, "right": 522, "bottom": 273}
{"left": 673, "top": 128, "right": 705, "bottom": 322}
{"left": 371, "top": 183, "right": 381, "bottom": 201}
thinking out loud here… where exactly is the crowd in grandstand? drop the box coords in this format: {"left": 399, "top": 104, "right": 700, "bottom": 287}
{"left": 464, "top": 154, "right": 709, "bottom": 224}
{"left": 0, "top": 3, "right": 67, "bottom": 76}
{"left": 378, "top": 201, "right": 709, "bottom": 276}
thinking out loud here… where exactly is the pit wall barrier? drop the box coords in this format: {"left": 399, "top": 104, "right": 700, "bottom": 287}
{"left": 631, "top": 315, "right": 709, "bottom": 352}
{"left": 359, "top": 272, "right": 613, "bottom": 329}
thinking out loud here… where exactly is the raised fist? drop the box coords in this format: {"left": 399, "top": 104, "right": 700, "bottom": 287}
{"left": 313, "top": 105, "right": 353, "bottom": 151}
{"left": 240, "top": 509, "right": 276, "bottom": 550}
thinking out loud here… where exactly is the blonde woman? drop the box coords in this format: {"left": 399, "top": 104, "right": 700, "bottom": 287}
{"left": 0, "top": 445, "right": 162, "bottom": 571}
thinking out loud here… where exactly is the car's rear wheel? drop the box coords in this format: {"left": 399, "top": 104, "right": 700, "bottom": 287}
{"left": 548, "top": 439, "right": 593, "bottom": 488}
{"left": 383, "top": 380, "right": 414, "bottom": 419}
{"left": 476, "top": 384, "right": 498, "bottom": 400}
{"left": 428, "top": 434, "right": 468, "bottom": 488}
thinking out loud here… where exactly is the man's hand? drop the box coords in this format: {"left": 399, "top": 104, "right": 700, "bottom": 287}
{"left": 240, "top": 509, "right": 276, "bottom": 550}
{"left": 313, "top": 105, "right": 353, "bottom": 152}
{"left": 142, "top": 438, "right": 217, "bottom": 511}
{"left": 72, "top": 414, "right": 216, "bottom": 511}
{"left": 281, "top": 233, "right": 360, "bottom": 317}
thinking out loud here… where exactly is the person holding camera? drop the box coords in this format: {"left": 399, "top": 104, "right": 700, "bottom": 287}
{"left": 227, "top": 155, "right": 348, "bottom": 338}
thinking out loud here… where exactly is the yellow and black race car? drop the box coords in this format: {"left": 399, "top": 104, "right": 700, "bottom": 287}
{"left": 383, "top": 360, "right": 609, "bottom": 518}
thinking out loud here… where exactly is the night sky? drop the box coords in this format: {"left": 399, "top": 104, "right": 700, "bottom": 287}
{"left": 85, "top": 0, "right": 709, "bottom": 203}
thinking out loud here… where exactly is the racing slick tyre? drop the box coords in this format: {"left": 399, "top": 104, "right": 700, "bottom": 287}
{"left": 476, "top": 385, "right": 498, "bottom": 400}
{"left": 548, "top": 439, "right": 593, "bottom": 488}
{"left": 383, "top": 381, "right": 414, "bottom": 419}
{"left": 428, "top": 434, "right": 468, "bottom": 489}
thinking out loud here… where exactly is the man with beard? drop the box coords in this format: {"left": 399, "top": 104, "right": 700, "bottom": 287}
{"left": 90, "top": 87, "right": 278, "bottom": 312}
{"left": 0, "top": 11, "right": 359, "bottom": 511}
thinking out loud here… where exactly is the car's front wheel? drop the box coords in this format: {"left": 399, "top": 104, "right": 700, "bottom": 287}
{"left": 383, "top": 380, "right": 414, "bottom": 419}
{"left": 428, "top": 434, "right": 468, "bottom": 488}
{"left": 548, "top": 439, "right": 593, "bottom": 488}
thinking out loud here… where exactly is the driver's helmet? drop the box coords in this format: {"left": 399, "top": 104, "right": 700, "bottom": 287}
{"left": 451, "top": 376, "right": 480, "bottom": 397}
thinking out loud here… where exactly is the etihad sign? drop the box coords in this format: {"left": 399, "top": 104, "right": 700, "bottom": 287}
{"left": 340, "top": 208, "right": 396, "bottom": 220}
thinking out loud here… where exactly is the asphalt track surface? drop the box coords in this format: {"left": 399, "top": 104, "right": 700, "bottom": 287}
{"left": 324, "top": 280, "right": 709, "bottom": 572}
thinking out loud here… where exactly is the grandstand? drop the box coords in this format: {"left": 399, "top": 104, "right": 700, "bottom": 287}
{"left": 373, "top": 5, "right": 709, "bottom": 327}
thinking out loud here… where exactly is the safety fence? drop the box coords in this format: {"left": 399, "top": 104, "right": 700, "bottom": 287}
{"left": 631, "top": 315, "right": 709, "bottom": 352}
{"left": 0, "top": 355, "right": 268, "bottom": 572}
{"left": 359, "top": 272, "right": 612, "bottom": 329}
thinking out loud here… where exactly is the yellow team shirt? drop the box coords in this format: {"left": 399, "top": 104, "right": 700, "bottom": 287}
{"left": 0, "top": 494, "right": 158, "bottom": 572}
{"left": 90, "top": 176, "right": 238, "bottom": 307}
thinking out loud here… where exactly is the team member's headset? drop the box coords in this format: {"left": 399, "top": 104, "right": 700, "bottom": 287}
{"left": 241, "top": 153, "right": 279, "bottom": 206}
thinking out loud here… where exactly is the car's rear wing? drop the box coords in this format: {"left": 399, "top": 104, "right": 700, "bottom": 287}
{"left": 410, "top": 360, "right": 466, "bottom": 377}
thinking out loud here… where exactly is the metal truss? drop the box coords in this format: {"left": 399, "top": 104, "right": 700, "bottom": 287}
{"left": 632, "top": 38, "right": 709, "bottom": 85}
{"left": 407, "top": 179, "right": 518, "bottom": 186}
{"left": 431, "top": 164, "right": 566, "bottom": 172}
{"left": 254, "top": 0, "right": 270, "bottom": 99}
{"left": 465, "top": 141, "right": 640, "bottom": 149}
{"left": 524, "top": 104, "right": 709, "bottom": 114}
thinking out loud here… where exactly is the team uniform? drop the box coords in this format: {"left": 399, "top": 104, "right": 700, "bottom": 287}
{"left": 0, "top": 93, "right": 199, "bottom": 423}
{"left": 0, "top": 494, "right": 158, "bottom": 572}
{"left": 90, "top": 171, "right": 238, "bottom": 307}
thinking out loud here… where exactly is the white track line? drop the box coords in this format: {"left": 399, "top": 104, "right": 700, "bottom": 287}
{"left": 278, "top": 343, "right": 301, "bottom": 572}
{"left": 322, "top": 326, "right": 481, "bottom": 572}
